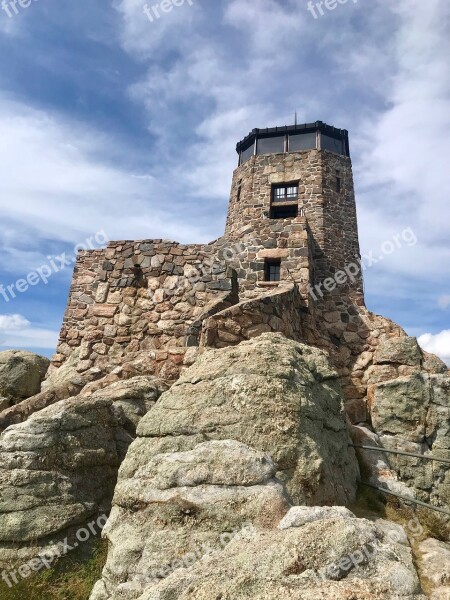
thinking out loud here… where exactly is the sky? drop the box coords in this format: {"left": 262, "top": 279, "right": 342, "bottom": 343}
{"left": 0, "top": 0, "right": 449, "bottom": 365}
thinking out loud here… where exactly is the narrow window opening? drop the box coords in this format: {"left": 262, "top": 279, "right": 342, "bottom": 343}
{"left": 265, "top": 259, "right": 281, "bottom": 282}
{"left": 236, "top": 180, "right": 242, "bottom": 202}
{"left": 336, "top": 171, "right": 341, "bottom": 193}
{"left": 271, "top": 182, "right": 299, "bottom": 219}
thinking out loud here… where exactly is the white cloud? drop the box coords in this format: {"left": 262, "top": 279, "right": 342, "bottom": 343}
{"left": 0, "top": 96, "right": 218, "bottom": 276}
{"left": 418, "top": 330, "right": 450, "bottom": 366}
{"left": 353, "top": 0, "right": 450, "bottom": 279}
{"left": 0, "top": 313, "right": 57, "bottom": 351}
{"left": 0, "top": 314, "right": 30, "bottom": 330}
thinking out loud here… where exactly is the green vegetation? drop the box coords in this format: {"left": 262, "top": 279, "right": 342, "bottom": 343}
{"left": 0, "top": 540, "right": 107, "bottom": 600}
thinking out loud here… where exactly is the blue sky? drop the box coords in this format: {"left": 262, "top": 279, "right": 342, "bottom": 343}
{"left": 0, "top": 0, "right": 449, "bottom": 364}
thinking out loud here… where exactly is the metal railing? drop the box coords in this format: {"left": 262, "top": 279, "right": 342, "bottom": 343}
{"left": 358, "top": 480, "right": 450, "bottom": 517}
{"left": 350, "top": 444, "right": 450, "bottom": 465}
{"left": 351, "top": 444, "right": 450, "bottom": 516}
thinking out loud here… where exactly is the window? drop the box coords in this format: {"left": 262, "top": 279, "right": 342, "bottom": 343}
{"left": 265, "top": 259, "right": 281, "bottom": 282}
{"left": 272, "top": 184, "right": 299, "bottom": 203}
{"left": 236, "top": 181, "right": 242, "bottom": 202}
{"left": 240, "top": 143, "right": 254, "bottom": 164}
{"left": 257, "top": 135, "right": 286, "bottom": 155}
{"left": 321, "top": 134, "right": 344, "bottom": 154}
{"left": 336, "top": 171, "right": 341, "bottom": 193}
{"left": 289, "top": 132, "right": 317, "bottom": 152}
{"left": 271, "top": 183, "right": 299, "bottom": 219}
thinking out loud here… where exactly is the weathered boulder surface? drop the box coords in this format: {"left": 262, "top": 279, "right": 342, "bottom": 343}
{"left": 416, "top": 538, "right": 450, "bottom": 599}
{"left": 365, "top": 370, "right": 450, "bottom": 509}
{"left": 350, "top": 424, "right": 416, "bottom": 499}
{"left": 0, "top": 350, "right": 50, "bottom": 409}
{"left": 92, "top": 506, "right": 425, "bottom": 600}
{"left": 133, "top": 333, "right": 359, "bottom": 506}
{"left": 0, "top": 375, "right": 167, "bottom": 566}
{"left": 90, "top": 334, "right": 360, "bottom": 599}
{"left": 0, "top": 348, "right": 176, "bottom": 432}
{"left": 346, "top": 334, "right": 450, "bottom": 510}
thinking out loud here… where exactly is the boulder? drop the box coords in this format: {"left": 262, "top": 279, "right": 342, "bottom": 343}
{"left": 133, "top": 333, "right": 359, "bottom": 506}
{"left": 0, "top": 375, "right": 167, "bottom": 566}
{"left": 100, "top": 510, "right": 425, "bottom": 600}
{"left": 417, "top": 538, "right": 450, "bottom": 599}
{"left": 366, "top": 371, "right": 450, "bottom": 509}
{"left": 0, "top": 350, "right": 50, "bottom": 408}
{"left": 90, "top": 334, "right": 360, "bottom": 599}
{"left": 278, "top": 505, "right": 355, "bottom": 529}
{"left": 373, "top": 337, "right": 423, "bottom": 366}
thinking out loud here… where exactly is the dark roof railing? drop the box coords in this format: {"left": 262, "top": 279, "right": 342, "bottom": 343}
{"left": 236, "top": 121, "right": 350, "bottom": 164}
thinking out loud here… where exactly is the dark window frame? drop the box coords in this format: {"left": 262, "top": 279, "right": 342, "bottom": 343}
{"left": 335, "top": 171, "right": 341, "bottom": 193}
{"left": 272, "top": 182, "right": 299, "bottom": 203}
{"left": 264, "top": 259, "right": 281, "bottom": 282}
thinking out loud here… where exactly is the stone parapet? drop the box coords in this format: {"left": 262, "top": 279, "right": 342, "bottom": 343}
{"left": 200, "top": 284, "right": 304, "bottom": 349}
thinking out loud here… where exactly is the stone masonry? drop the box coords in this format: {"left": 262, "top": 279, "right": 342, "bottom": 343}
{"left": 49, "top": 121, "right": 447, "bottom": 426}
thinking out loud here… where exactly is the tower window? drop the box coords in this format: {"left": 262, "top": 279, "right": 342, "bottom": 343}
{"left": 272, "top": 184, "right": 298, "bottom": 203}
{"left": 271, "top": 183, "right": 299, "bottom": 219}
{"left": 336, "top": 171, "right": 341, "bottom": 193}
{"left": 265, "top": 259, "right": 281, "bottom": 282}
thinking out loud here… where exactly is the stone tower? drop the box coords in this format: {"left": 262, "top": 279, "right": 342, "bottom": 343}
{"left": 50, "top": 120, "right": 374, "bottom": 398}
{"left": 225, "top": 121, "right": 363, "bottom": 304}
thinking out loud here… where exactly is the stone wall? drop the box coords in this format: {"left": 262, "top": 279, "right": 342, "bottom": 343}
{"left": 52, "top": 240, "right": 238, "bottom": 381}
{"left": 224, "top": 216, "right": 314, "bottom": 301}
{"left": 200, "top": 284, "right": 304, "bottom": 349}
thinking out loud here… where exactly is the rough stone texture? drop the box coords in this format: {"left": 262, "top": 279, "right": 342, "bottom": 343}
{"left": 225, "top": 150, "right": 363, "bottom": 297}
{"left": 373, "top": 337, "right": 423, "bottom": 366}
{"left": 50, "top": 240, "right": 240, "bottom": 380}
{"left": 0, "top": 350, "right": 50, "bottom": 408}
{"left": 92, "top": 440, "right": 291, "bottom": 600}
{"left": 416, "top": 538, "right": 450, "bottom": 599}
{"left": 42, "top": 143, "right": 448, "bottom": 440}
{"left": 350, "top": 424, "right": 415, "bottom": 499}
{"left": 134, "top": 334, "right": 359, "bottom": 505}
{"left": 0, "top": 376, "right": 167, "bottom": 566}
{"left": 92, "top": 509, "right": 425, "bottom": 600}
{"left": 278, "top": 505, "right": 355, "bottom": 529}
{"left": 200, "top": 283, "right": 304, "bottom": 348}
{"left": 364, "top": 371, "right": 450, "bottom": 509}
{"left": 89, "top": 334, "right": 360, "bottom": 600}
{"left": 0, "top": 349, "right": 173, "bottom": 432}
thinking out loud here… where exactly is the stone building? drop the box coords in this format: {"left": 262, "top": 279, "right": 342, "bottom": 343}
{"left": 50, "top": 120, "right": 446, "bottom": 424}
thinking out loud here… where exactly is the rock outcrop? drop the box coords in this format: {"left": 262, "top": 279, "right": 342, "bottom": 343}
{"left": 0, "top": 375, "right": 167, "bottom": 566}
{"left": 352, "top": 336, "right": 450, "bottom": 510}
{"left": 416, "top": 538, "right": 450, "bottom": 599}
{"left": 140, "top": 510, "right": 425, "bottom": 600}
{"left": 90, "top": 334, "right": 361, "bottom": 599}
{"left": 0, "top": 350, "right": 50, "bottom": 410}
